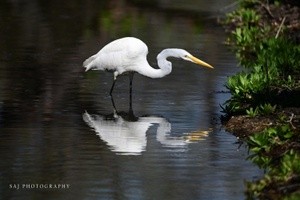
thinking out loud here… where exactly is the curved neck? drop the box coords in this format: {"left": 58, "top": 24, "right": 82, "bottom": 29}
{"left": 137, "top": 48, "right": 181, "bottom": 79}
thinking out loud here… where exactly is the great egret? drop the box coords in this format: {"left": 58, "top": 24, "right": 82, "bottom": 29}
{"left": 83, "top": 37, "right": 213, "bottom": 95}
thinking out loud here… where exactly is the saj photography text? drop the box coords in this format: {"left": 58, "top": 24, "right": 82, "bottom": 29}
{"left": 9, "top": 183, "right": 70, "bottom": 190}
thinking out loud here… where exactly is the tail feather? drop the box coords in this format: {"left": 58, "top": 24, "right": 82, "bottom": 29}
{"left": 83, "top": 55, "right": 97, "bottom": 72}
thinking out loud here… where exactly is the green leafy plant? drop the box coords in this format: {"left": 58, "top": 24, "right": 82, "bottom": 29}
{"left": 257, "top": 38, "right": 300, "bottom": 77}
{"left": 225, "top": 66, "right": 277, "bottom": 113}
{"left": 276, "top": 150, "right": 300, "bottom": 178}
{"left": 223, "top": 0, "right": 300, "bottom": 198}
{"left": 245, "top": 103, "right": 276, "bottom": 118}
{"left": 248, "top": 130, "right": 274, "bottom": 153}
{"left": 223, "top": 39, "right": 299, "bottom": 113}
{"left": 223, "top": 2, "right": 300, "bottom": 116}
{"left": 247, "top": 150, "right": 300, "bottom": 199}
{"left": 259, "top": 103, "right": 276, "bottom": 115}
{"left": 246, "top": 107, "right": 259, "bottom": 117}
{"left": 248, "top": 153, "right": 272, "bottom": 169}
{"left": 248, "top": 125, "right": 293, "bottom": 152}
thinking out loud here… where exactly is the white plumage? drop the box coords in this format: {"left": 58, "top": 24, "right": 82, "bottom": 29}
{"left": 83, "top": 37, "right": 213, "bottom": 95}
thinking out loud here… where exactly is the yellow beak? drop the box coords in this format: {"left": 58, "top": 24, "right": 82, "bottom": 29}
{"left": 187, "top": 55, "right": 214, "bottom": 69}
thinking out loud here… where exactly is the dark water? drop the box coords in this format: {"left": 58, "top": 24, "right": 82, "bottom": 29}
{"left": 0, "top": 1, "right": 263, "bottom": 199}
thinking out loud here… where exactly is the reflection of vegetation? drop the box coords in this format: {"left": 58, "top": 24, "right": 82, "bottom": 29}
{"left": 93, "top": 1, "right": 206, "bottom": 46}
{"left": 99, "top": 8, "right": 146, "bottom": 38}
{"left": 128, "top": 0, "right": 158, "bottom": 7}
{"left": 222, "top": 0, "right": 300, "bottom": 199}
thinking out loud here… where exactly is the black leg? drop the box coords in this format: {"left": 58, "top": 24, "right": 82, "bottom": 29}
{"left": 129, "top": 72, "right": 134, "bottom": 95}
{"left": 110, "top": 72, "right": 119, "bottom": 96}
{"left": 110, "top": 94, "right": 117, "bottom": 111}
{"left": 128, "top": 73, "right": 135, "bottom": 120}
{"left": 110, "top": 78, "right": 116, "bottom": 96}
{"left": 129, "top": 73, "right": 134, "bottom": 107}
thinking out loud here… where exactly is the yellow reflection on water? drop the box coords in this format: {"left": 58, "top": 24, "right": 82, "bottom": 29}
{"left": 183, "top": 129, "right": 212, "bottom": 142}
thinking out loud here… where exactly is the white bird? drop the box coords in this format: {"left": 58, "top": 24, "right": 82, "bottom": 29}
{"left": 83, "top": 37, "right": 213, "bottom": 95}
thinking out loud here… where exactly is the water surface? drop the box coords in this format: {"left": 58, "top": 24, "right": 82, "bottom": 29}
{"left": 0, "top": 1, "right": 263, "bottom": 199}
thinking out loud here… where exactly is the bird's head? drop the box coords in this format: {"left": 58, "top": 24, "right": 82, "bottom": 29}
{"left": 180, "top": 50, "right": 213, "bottom": 69}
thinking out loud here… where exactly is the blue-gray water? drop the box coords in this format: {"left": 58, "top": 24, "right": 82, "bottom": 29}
{"left": 0, "top": 1, "right": 263, "bottom": 199}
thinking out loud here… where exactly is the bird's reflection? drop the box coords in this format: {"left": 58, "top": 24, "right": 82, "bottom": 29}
{"left": 83, "top": 97, "right": 211, "bottom": 155}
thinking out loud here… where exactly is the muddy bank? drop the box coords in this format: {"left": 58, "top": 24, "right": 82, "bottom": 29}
{"left": 225, "top": 107, "right": 300, "bottom": 138}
